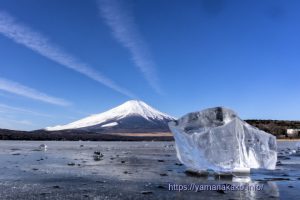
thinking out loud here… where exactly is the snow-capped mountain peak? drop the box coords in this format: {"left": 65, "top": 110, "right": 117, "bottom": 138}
{"left": 45, "top": 100, "right": 174, "bottom": 131}
{"left": 111, "top": 100, "right": 173, "bottom": 120}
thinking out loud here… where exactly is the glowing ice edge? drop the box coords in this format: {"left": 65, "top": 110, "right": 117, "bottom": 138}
{"left": 169, "top": 107, "right": 277, "bottom": 173}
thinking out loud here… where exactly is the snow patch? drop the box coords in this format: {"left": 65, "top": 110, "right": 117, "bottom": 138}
{"left": 101, "top": 122, "right": 118, "bottom": 128}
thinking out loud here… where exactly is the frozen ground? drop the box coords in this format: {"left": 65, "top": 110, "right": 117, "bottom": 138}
{"left": 0, "top": 141, "right": 299, "bottom": 200}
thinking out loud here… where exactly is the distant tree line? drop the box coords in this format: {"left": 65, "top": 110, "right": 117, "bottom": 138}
{"left": 1, "top": 119, "right": 300, "bottom": 140}
{"left": 0, "top": 129, "right": 173, "bottom": 141}
{"left": 246, "top": 120, "right": 300, "bottom": 139}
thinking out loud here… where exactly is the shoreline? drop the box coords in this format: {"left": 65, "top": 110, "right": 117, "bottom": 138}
{"left": 277, "top": 139, "right": 300, "bottom": 141}
{"left": 1, "top": 128, "right": 300, "bottom": 141}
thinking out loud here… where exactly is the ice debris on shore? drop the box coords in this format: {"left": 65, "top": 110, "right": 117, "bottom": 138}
{"left": 93, "top": 151, "right": 104, "bottom": 161}
{"left": 168, "top": 107, "right": 277, "bottom": 173}
{"left": 39, "top": 144, "right": 47, "bottom": 151}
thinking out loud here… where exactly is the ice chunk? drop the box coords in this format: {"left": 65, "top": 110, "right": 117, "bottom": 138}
{"left": 168, "top": 107, "right": 277, "bottom": 173}
{"left": 39, "top": 144, "right": 47, "bottom": 151}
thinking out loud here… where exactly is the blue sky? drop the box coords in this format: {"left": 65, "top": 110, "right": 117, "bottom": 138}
{"left": 0, "top": 0, "right": 300, "bottom": 130}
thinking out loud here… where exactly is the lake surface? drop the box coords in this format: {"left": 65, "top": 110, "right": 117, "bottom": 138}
{"left": 0, "top": 140, "right": 299, "bottom": 199}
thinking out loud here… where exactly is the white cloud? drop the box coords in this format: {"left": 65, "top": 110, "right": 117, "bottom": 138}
{"left": 0, "top": 11, "right": 135, "bottom": 98}
{"left": 98, "top": 0, "right": 162, "bottom": 94}
{"left": 0, "top": 78, "right": 71, "bottom": 106}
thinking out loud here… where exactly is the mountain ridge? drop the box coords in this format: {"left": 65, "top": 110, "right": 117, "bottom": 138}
{"left": 46, "top": 100, "right": 175, "bottom": 133}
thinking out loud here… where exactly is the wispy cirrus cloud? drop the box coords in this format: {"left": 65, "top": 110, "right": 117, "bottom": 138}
{"left": 0, "top": 11, "right": 135, "bottom": 98}
{"left": 0, "top": 78, "right": 70, "bottom": 106}
{"left": 0, "top": 103, "right": 53, "bottom": 118}
{"left": 98, "top": 0, "right": 163, "bottom": 94}
{"left": 0, "top": 116, "right": 34, "bottom": 130}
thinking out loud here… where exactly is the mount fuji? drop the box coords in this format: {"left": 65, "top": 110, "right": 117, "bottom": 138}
{"left": 45, "top": 100, "right": 175, "bottom": 133}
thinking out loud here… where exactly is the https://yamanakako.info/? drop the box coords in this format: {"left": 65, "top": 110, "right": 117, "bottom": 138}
{"left": 168, "top": 183, "right": 264, "bottom": 192}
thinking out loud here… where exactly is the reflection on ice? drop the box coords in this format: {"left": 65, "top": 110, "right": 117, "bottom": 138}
{"left": 232, "top": 176, "right": 251, "bottom": 183}
{"left": 266, "top": 182, "right": 280, "bottom": 198}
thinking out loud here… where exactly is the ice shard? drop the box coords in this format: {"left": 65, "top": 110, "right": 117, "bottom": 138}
{"left": 168, "top": 107, "right": 277, "bottom": 173}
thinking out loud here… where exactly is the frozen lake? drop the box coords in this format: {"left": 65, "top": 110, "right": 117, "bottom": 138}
{"left": 0, "top": 140, "right": 299, "bottom": 199}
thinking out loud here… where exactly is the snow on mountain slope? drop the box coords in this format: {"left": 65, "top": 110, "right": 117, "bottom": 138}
{"left": 101, "top": 122, "right": 118, "bottom": 128}
{"left": 45, "top": 100, "right": 175, "bottom": 131}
